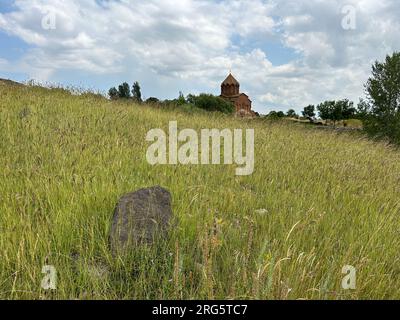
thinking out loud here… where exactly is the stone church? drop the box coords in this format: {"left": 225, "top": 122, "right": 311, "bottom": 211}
{"left": 220, "top": 73, "right": 254, "bottom": 116}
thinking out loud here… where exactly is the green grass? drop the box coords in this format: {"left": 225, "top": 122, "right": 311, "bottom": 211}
{"left": 1, "top": 84, "right": 400, "bottom": 300}
{"left": 344, "top": 119, "right": 363, "bottom": 128}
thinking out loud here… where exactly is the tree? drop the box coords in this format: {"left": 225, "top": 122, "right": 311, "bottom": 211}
{"left": 108, "top": 87, "right": 119, "bottom": 100}
{"left": 356, "top": 99, "right": 370, "bottom": 120}
{"left": 302, "top": 105, "right": 316, "bottom": 121}
{"left": 186, "top": 94, "right": 196, "bottom": 105}
{"left": 267, "top": 111, "right": 278, "bottom": 118}
{"left": 177, "top": 91, "right": 186, "bottom": 106}
{"left": 118, "top": 82, "right": 131, "bottom": 99}
{"left": 317, "top": 100, "right": 356, "bottom": 126}
{"left": 286, "top": 109, "right": 298, "bottom": 118}
{"left": 277, "top": 111, "right": 285, "bottom": 118}
{"left": 317, "top": 100, "right": 335, "bottom": 123}
{"left": 338, "top": 99, "right": 356, "bottom": 120}
{"left": 132, "top": 81, "right": 142, "bottom": 102}
{"left": 363, "top": 52, "right": 400, "bottom": 142}
{"left": 267, "top": 110, "right": 285, "bottom": 119}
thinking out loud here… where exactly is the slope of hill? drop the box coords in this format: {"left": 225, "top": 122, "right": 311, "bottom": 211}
{"left": 0, "top": 78, "right": 24, "bottom": 87}
{"left": 1, "top": 83, "right": 399, "bottom": 299}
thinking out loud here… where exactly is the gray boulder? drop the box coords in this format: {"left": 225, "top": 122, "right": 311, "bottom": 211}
{"left": 110, "top": 186, "right": 173, "bottom": 254}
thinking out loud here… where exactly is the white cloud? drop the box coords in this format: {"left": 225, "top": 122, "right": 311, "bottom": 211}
{"left": 0, "top": 0, "right": 399, "bottom": 113}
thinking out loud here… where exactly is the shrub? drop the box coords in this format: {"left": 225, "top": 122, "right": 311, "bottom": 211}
{"left": 188, "top": 94, "right": 234, "bottom": 114}
{"left": 146, "top": 97, "right": 160, "bottom": 104}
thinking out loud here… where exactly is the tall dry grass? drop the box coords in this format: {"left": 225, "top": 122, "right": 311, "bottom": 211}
{"left": 0, "top": 84, "right": 399, "bottom": 299}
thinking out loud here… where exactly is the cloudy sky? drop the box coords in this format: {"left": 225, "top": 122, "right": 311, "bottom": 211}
{"left": 0, "top": 0, "right": 399, "bottom": 113}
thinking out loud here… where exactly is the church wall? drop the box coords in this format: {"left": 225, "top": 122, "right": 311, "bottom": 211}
{"left": 234, "top": 95, "right": 252, "bottom": 114}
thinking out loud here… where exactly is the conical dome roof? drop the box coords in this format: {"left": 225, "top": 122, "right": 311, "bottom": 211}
{"left": 222, "top": 73, "right": 240, "bottom": 86}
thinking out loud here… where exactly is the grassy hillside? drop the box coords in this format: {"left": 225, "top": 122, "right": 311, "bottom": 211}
{"left": 1, "top": 83, "right": 400, "bottom": 300}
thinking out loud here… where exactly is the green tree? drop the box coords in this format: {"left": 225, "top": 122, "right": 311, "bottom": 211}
{"left": 266, "top": 111, "right": 285, "bottom": 119}
{"left": 317, "top": 100, "right": 356, "bottom": 126}
{"left": 317, "top": 100, "right": 335, "bottom": 122}
{"left": 286, "top": 109, "right": 298, "bottom": 118}
{"left": 338, "top": 99, "right": 356, "bottom": 120}
{"left": 108, "top": 87, "right": 119, "bottom": 100}
{"left": 118, "top": 82, "right": 131, "bottom": 99}
{"left": 267, "top": 111, "right": 278, "bottom": 118}
{"left": 132, "top": 81, "right": 142, "bottom": 102}
{"left": 356, "top": 99, "right": 370, "bottom": 120}
{"left": 186, "top": 94, "right": 196, "bottom": 105}
{"left": 177, "top": 91, "right": 186, "bottom": 106}
{"left": 363, "top": 52, "right": 400, "bottom": 142}
{"left": 302, "top": 105, "right": 316, "bottom": 120}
